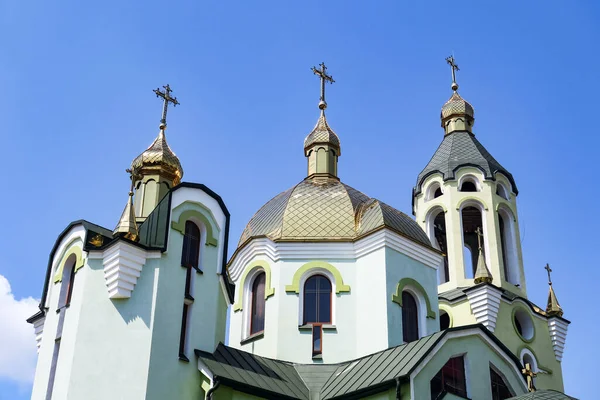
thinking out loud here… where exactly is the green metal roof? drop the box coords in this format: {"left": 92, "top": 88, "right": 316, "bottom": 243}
{"left": 507, "top": 389, "right": 577, "bottom": 400}
{"left": 415, "top": 131, "right": 517, "bottom": 195}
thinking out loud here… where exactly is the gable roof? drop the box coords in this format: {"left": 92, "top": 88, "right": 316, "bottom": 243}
{"left": 508, "top": 389, "right": 578, "bottom": 400}
{"left": 195, "top": 325, "right": 524, "bottom": 400}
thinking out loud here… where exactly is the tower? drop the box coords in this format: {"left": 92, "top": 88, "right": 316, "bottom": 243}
{"left": 28, "top": 86, "right": 232, "bottom": 400}
{"left": 413, "top": 56, "right": 525, "bottom": 295}
{"left": 413, "top": 58, "right": 570, "bottom": 393}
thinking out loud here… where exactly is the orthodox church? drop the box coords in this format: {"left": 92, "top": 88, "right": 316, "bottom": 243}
{"left": 27, "top": 59, "right": 574, "bottom": 400}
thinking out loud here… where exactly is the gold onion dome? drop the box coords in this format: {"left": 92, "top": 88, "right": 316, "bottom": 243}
{"left": 303, "top": 111, "right": 341, "bottom": 154}
{"left": 441, "top": 91, "right": 475, "bottom": 122}
{"left": 130, "top": 130, "right": 183, "bottom": 185}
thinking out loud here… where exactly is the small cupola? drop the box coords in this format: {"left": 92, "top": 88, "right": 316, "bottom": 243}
{"left": 441, "top": 56, "right": 475, "bottom": 135}
{"left": 304, "top": 63, "right": 340, "bottom": 179}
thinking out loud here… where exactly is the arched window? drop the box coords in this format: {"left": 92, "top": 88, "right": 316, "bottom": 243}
{"left": 181, "top": 221, "right": 201, "bottom": 270}
{"left": 402, "top": 291, "right": 419, "bottom": 343}
{"left": 426, "top": 182, "right": 443, "bottom": 201}
{"left": 498, "top": 208, "right": 519, "bottom": 285}
{"left": 496, "top": 183, "right": 509, "bottom": 200}
{"left": 439, "top": 310, "right": 450, "bottom": 330}
{"left": 428, "top": 209, "right": 449, "bottom": 283}
{"left": 303, "top": 275, "right": 332, "bottom": 356}
{"left": 250, "top": 272, "right": 266, "bottom": 335}
{"left": 58, "top": 255, "right": 77, "bottom": 308}
{"left": 461, "top": 206, "right": 484, "bottom": 278}
{"left": 490, "top": 367, "right": 513, "bottom": 400}
{"left": 459, "top": 175, "right": 479, "bottom": 192}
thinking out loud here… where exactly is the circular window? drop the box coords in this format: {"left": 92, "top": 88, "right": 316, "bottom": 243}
{"left": 439, "top": 310, "right": 451, "bottom": 330}
{"left": 513, "top": 309, "right": 534, "bottom": 341}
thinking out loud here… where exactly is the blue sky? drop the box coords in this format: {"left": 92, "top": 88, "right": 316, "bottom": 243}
{"left": 1, "top": 1, "right": 598, "bottom": 399}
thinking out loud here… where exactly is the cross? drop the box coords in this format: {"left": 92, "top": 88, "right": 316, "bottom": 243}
{"left": 475, "top": 226, "right": 484, "bottom": 250}
{"left": 446, "top": 55, "right": 460, "bottom": 84}
{"left": 522, "top": 362, "right": 537, "bottom": 392}
{"left": 311, "top": 62, "right": 335, "bottom": 110}
{"left": 153, "top": 84, "right": 180, "bottom": 127}
{"left": 544, "top": 263, "right": 553, "bottom": 285}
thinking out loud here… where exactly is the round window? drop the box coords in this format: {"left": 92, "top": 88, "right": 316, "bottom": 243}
{"left": 513, "top": 309, "right": 534, "bottom": 341}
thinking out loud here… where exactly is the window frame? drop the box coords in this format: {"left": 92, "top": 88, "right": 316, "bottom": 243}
{"left": 181, "top": 220, "right": 202, "bottom": 271}
{"left": 430, "top": 355, "right": 468, "bottom": 399}
{"left": 402, "top": 290, "right": 419, "bottom": 343}
{"left": 249, "top": 272, "right": 266, "bottom": 336}
{"left": 301, "top": 273, "right": 333, "bottom": 358}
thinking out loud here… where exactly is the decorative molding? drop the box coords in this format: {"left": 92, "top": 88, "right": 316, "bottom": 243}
{"left": 455, "top": 196, "right": 489, "bottom": 211}
{"left": 228, "top": 230, "right": 443, "bottom": 280}
{"left": 547, "top": 317, "right": 569, "bottom": 362}
{"left": 33, "top": 317, "right": 45, "bottom": 352}
{"left": 285, "top": 261, "right": 350, "bottom": 294}
{"left": 233, "top": 261, "right": 275, "bottom": 312}
{"left": 171, "top": 206, "right": 219, "bottom": 247}
{"left": 392, "top": 277, "right": 436, "bottom": 319}
{"left": 466, "top": 285, "right": 502, "bottom": 332}
{"left": 53, "top": 243, "right": 85, "bottom": 283}
{"left": 89, "top": 242, "right": 161, "bottom": 299}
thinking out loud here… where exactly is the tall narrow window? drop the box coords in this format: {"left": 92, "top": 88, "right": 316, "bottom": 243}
{"left": 303, "top": 275, "right": 331, "bottom": 356}
{"left": 250, "top": 273, "right": 266, "bottom": 335}
{"left": 490, "top": 367, "right": 513, "bottom": 400}
{"left": 402, "top": 291, "right": 419, "bottom": 343}
{"left": 433, "top": 212, "right": 449, "bottom": 283}
{"left": 179, "top": 304, "right": 190, "bottom": 360}
{"left": 498, "top": 209, "right": 518, "bottom": 285}
{"left": 430, "top": 356, "right": 467, "bottom": 399}
{"left": 182, "top": 221, "right": 201, "bottom": 269}
{"left": 461, "top": 206, "right": 484, "bottom": 278}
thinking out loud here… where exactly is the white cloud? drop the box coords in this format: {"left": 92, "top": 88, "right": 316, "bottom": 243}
{"left": 0, "top": 274, "right": 39, "bottom": 385}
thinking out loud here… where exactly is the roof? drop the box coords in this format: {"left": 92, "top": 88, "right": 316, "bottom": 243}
{"left": 441, "top": 91, "right": 474, "bottom": 121}
{"left": 415, "top": 131, "right": 518, "bottom": 195}
{"left": 131, "top": 129, "right": 183, "bottom": 184}
{"left": 304, "top": 111, "right": 341, "bottom": 153}
{"left": 237, "top": 177, "right": 432, "bottom": 250}
{"left": 508, "top": 389, "right": 577, "bottom": 400}
{"left": 195, "top": 325, "right": 524, "bottom": 400}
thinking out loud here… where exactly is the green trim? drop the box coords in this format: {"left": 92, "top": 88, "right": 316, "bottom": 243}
{"left": 285, "top": 261, "right": 350, "bottom": 294}
{"left": 392, "top": 278, "right": 436, "bottom": 319}
{"left": 171, "top": 204, "right": 219, "bottom": 247}
{"left": 456, "top": 196, "right": 489, "bottom": 211}
{"left": 53, "top": 242, "right": 84, "bottom": 283}
{"left": 516, "top": 344, "right": 554, "bottom": 374}
{"left": 511, "top": 306, "right": 536, "bottom": 343}
{"left": 233, "top": 261, "right": 276, "bottom": 312}
{"left": 438, "top": 304, "right": 454, "bottom": 328}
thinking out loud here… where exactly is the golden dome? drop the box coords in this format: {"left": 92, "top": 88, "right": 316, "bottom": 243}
{"left": 304, "top": 111, "right": 341, "bottom": 154}
{"left": 130, "top": 130, "right": 183, "bottom": 185}
{"left": 441, "top": 91, "right": 474, "bottom": 121}
{"left": 237, "top": 177, "right": 431, "bottom": 248}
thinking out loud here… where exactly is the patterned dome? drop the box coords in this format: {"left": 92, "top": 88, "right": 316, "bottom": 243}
{"left": 304, "top": 112, "right": 341, "bottom": 153}
{"left": 131, "top": 130, "right": 183, "bottom": 185}
{"left": 440, "top": 92, "right": 474, "bottom": 121}
{"left": 238, "top": 177, "right": 430, "bottom": 248}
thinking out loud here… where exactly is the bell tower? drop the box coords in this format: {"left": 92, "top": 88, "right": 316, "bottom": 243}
{"left": 413, "top": 56, "right": 526, "bottom": 296}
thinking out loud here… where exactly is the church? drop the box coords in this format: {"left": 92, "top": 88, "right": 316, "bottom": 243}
{"left": 27, "top": 59, "right": 574, "bottom": 400}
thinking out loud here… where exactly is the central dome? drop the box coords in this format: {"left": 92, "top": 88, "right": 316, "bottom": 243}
{"left": 238, "top": 177, "right": 431, "bottom": 248}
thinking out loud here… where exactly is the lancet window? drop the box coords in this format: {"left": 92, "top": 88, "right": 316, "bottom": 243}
{"left": 250, "top": 272, "right": 266, "bottom": 335}
{"left": 402, "top": 291, "right": 419, "bottom": 343}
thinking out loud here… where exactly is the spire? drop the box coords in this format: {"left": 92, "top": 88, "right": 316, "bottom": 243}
{"left": 304, "top": 63, "right": 341, "bottom": 179}
{"left": 441, "top": 56, "right": 475, "bottom": 135}
{"left": 474, "top": 227, "right": 493, "bottom": 284}
{"left": 545, "top": 264, "right": 564, "bottom": 317}
{"left": 114, "top": 169, "right": 140, "bottom": 241}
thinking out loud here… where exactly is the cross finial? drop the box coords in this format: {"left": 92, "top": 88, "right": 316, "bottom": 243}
{"left": 522, "top": 362, "right": 537, "bottom": 392}
{"left": 311, "top": 62, "right": 335, "bottom": 110}
{"left": 445, "top": 55, "right": 460, "bottom": 91}
{"left": 545, "top": 263, "right": 553, "bottom": 285}
{"left": 475, "top": 226, "right": 484, "bottom": 250}
{"left": 153, "top": 84, "right": 180, "bottom": 129}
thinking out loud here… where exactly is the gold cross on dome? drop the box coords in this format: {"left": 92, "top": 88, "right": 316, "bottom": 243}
{"left": 522, "top": 362, "right": 537, "bottom": 392}
{"left": 153, "top": 84, "right": 180, "bottom": 127}
{"left": 544, "top": 263, "right": 553, "bottom": 285}
{"left": 311, "top": 62, "right": 335, "bottom": 110}
{"left": 446, "top": 55, "right": 459, "bottom": 84}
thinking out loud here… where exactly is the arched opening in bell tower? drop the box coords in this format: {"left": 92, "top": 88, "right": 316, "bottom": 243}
{"left": 427, "top": 208, "right": 449, "bottom": 283}
{"left": 498, "top": 207, "right": 520, "bottom": 285}
{"left": 461, "top": 206, "right": 484, "bottom": 279}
